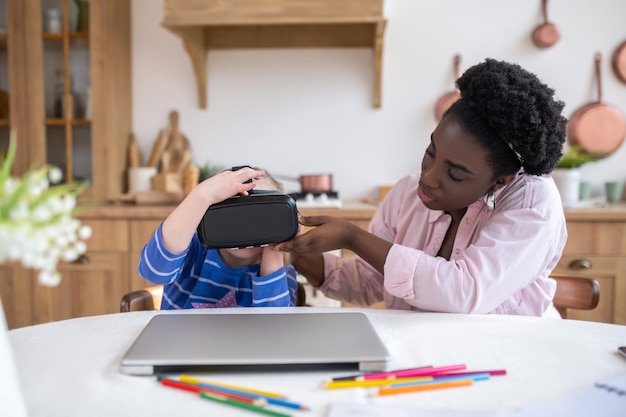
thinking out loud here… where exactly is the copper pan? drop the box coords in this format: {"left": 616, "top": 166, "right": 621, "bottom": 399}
{"left": 274, "top": 173, "right": 333, "bottom": 194}
{"left": 612, "top": 40, "right": 626, "bottom": 84}
{"left": 531, "top": 0, "right": 560, "bottom": 49}
{"left": 567, "top": 53, "right": 626, "bottom": 157}
{"left": 434, "top": 54, "right": 461, "bottom": 122}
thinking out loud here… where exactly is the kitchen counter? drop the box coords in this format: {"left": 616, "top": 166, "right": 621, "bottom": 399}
{"left": 77, "top": 200, "right": 380, "bottom": 220}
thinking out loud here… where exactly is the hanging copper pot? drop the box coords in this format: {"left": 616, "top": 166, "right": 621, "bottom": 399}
{"left": 612, "top": 40, "right": 626, "bottom": 84}
{"left": 531, "top": 0, "right": 560, "bottom": 49}
{"left": 434, "top": 54, "right": 461, "bottom": 122}
{"left": 567, "top": 53, "right": 626, "bottom": 157}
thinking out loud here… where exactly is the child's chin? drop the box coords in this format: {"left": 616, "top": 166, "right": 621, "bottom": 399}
{"left": 227, "top": 247, "right": 262, "bottom": 259}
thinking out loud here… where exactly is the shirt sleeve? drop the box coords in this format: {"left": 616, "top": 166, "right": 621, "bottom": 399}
{"left": 384, "top": 204, "right": 566, "bottom": 314}
{"left": 317, "top": 253, "right": 385, "bottom": 306}
{"left": 250, "top": 264, "right": 298, "bottom": 307}
{"left": 137, "top": 222, "right": 197, "bottom": 285}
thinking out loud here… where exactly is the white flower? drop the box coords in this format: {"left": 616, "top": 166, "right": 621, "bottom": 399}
{"left": 1, "top": 131, "right": 90, "bottom": 287}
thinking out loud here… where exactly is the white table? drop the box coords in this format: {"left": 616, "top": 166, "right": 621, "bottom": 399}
{"left": 8, "top": 307, "right": 626, "bottom": 417}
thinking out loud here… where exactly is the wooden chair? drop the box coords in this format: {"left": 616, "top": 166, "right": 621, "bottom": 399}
{"left": 120, "top": 285, "right": 164, "bottom": 312}
{"left": 550, "top": 273, "right": 600, "bottom": 319}
{"left": 120, "top": 283, "right": 307, "bottom": 312}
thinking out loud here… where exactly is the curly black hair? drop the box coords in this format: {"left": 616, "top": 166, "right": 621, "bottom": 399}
{"left": 445, "top": 58, "right": 567, "bottom": 177}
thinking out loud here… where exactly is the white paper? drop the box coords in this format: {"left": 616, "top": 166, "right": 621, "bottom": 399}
{"left": 327, "top": 404, "right": 503, "bottom": 417}
{"left": 506, "top": 373, "right": 626, "bottom": 417}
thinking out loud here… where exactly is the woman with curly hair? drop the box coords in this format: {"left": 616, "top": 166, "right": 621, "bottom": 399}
{"left": 276, "top": 58, "right": 568, "bottom": 317}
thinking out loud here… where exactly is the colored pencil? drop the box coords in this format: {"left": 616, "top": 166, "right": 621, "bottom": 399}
{"left": 179, "top": 375, "right": 309, "bottom": 411}
{"left": 330, "top": 365, "right": 434, "bottom": 382}
{"left": 199, "top": 392, "right": 293, "bottom": 417}
{"left": 389, "top": 373, "right": 489, "bottom": 388}
{"left": 375, "top": 379, "right": 474, "bottom": 396}
{"left": 325, "top": 376, "right": 434, "bottom": 389}
{"left": 179, "top": 375, "right": 285, "bottom": 398}
{"left": 431, "top": 369, "right": 507, "bottom": 378}
{"left": 158, "top": 377, "right": 265, "bottom": 405}
{"left": 357, "top": 364, "right": 467, "bottom": 381}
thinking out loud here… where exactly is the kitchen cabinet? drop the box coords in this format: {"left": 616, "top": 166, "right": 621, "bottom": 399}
{"left": 0, "top": 263, "right": 33, "bottom": 329}
{"left": 552, "top": 205, "right": 626, "bottom": 324}
{"left": 2, "top": 0, "right": 131, "bottom": 201}
{"left": 161, "top": 0, "right": 386, "bottom": 108}
{"left": 31, "top": 218, "right": 130, "bottom": 324}
{"left": 32, "top": 252, "right": 129, "bottom": 323}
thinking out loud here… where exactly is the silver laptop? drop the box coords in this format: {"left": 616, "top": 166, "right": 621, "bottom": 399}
{"left": 120, "top": 312, "right": 390, "bottom": 376}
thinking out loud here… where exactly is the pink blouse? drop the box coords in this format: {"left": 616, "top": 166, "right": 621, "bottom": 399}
{"left": 319, "top": 172, "right": 567, "bottom": 317}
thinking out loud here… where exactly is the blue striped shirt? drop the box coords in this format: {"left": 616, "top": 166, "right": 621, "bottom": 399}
{"left": 138, "top": 223, "right": 298, "bottom": 309}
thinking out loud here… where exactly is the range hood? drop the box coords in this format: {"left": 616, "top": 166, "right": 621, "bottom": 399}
{"left": 162, "top": 0, "right": 387, "bottom": 108}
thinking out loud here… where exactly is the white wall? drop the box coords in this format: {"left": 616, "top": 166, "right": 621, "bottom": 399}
{"left": 132, "top": 0, "right": 626, "bottom": 200}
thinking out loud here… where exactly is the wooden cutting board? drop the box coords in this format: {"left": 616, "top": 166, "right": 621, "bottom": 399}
{"left": 109, "top": 191, "right": 183, "bottom": 205}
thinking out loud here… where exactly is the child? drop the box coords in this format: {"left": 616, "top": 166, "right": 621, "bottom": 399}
{"left": 138, "top": 166, "right": 298, "bottom": 309}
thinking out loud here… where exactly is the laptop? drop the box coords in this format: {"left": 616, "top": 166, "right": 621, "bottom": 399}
{"left": 119, "top": 312, "right": 391, "bottom": 376}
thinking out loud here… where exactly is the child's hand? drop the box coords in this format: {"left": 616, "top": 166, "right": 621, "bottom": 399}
{"left": 260, "top": 245, "right": 285, "bottom": 276}
{"left": 195, "top": 167, "right": 265, "bottom": 206}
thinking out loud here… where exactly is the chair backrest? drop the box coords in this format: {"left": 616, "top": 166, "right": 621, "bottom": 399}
{"left": 120, "top": 283, "right": 307, "bottom": 312}
{"left": 120, "top": 285, "right": 164, "bottom": 312}
{"left": 551, "top": 273, "right": 600, "bottom": 319}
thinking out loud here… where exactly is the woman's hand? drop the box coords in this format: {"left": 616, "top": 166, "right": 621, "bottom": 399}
{"left": 275, "top": 215, "right": 357, "bottom": 253}
{"left": 276, "top": 215, "right": 393, "bottom": 276}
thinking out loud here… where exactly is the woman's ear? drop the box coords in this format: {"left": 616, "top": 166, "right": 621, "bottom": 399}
{"left": 492, "top": 174, "right": 517, "bottom": 191}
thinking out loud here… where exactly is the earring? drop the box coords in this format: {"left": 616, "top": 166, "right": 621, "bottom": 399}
{"left": 486, "top": 190, "right": 496, "bottom": 210}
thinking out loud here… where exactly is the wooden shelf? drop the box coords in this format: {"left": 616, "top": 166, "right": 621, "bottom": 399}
{"left": 162, "top": 0, "right": 386, "bottom": 108}
{"left": 45, "top": 118, "right": 92, "bottom": 126}
{"left": 42, "top": 31, "right": 89, "bottom": 40}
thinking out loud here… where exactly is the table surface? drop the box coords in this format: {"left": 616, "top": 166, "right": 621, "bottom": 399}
{"left": 8, "top": 307, "right": 626, "bottom": 417}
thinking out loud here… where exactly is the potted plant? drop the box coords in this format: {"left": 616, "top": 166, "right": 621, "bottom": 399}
{"left": 551, "top": 145, "right": 599, "bottom": 204}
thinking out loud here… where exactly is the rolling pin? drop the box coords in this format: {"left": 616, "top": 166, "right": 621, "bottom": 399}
{"left": 147, "top": 128, "right": 168, "bottom": 167}
{"left": 128, "top": 133, "right": 140, "bottom": 168}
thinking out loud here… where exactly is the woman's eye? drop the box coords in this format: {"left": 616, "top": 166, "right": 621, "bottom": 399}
{"left": 448, "top": 171, "right": 463, "bottom": 182}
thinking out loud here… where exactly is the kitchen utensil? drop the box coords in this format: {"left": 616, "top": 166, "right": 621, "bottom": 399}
{"left": 612, "top": 40, "right": 626, "bottom": 84}
{"left": 147, "top": 128, "right": 168, "bottom": 167}
{"left": 531, "top": 0, "right": 560, "bottom": 49}
{"left": 567, "top": 53, "right": 626, "bottom": 156}
{"left": 162, "top": 110, "right": 191, "bottom": 173}
{"left": 127, "top": 133, "right": 140, "bottom": 169}
{"left": 275, "top": 173, "right": 334, "bottom": 194}
{"left": 434, "top": 54, "right": 461, "bottom": 122}
{"left": 109, "top": 190, "right": 183, "bottom": 205}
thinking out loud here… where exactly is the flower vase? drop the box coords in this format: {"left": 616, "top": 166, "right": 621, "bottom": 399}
{"left": 551, "top": 168, "right": 581, "bottom": 206}
{"left": 0, "top": 297, "right": 29, "bottom": 416}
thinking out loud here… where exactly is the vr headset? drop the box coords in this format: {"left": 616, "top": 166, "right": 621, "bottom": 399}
{"left": 197, "top": 167, "right": 299, "bottom": 249}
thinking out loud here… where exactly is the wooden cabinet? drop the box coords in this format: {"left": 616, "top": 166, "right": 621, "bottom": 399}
{"left": 128, "top": 219, "right": 162, "bottom": 291}
{"left": 161, "top": 0, "right": 386, "bottom": 108}
{"left": 32, "top": 252, "right": 129, "bottom": 324}
{"left": 552, "top": 205, "right": 626, "bottom": 324}
{"left": 1, "top": 0, "right": 131, "bottom": 201}
{"left": 30, "top": 218, "right": 130, "bottom": 324}
{"left": 0, "top": 263, "right": 33, "bottom": 329}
